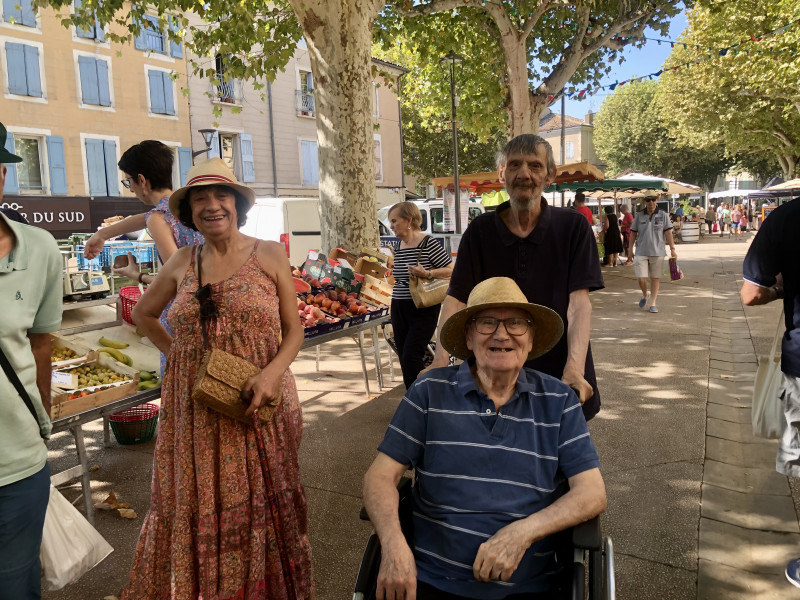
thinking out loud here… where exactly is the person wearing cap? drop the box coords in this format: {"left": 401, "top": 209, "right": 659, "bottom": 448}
{"left": 0, "top": 122, "right": 63, "bottom": 599}
{"left": 629, "top": 191, "right": 676, "bottom": 314}
{"left": 427, "top": 134, "right": 604, "bottom": 421}
{"left": 121, "top": 158, "right": 314, "bottom": 599}
{"left": 364, "top": 277, "right": 606, "bottom": 600}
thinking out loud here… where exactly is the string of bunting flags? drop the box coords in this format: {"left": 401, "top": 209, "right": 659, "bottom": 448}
{"left": 543, "top": 18, "right": 800, "bottom": 104}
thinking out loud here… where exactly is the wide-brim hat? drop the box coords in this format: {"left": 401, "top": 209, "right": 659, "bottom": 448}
{"left": 169, "top": 157, "right": 256, "bottom": 219}
{"left": 642, "top": 189, "right": 661, "bottom": 199}
{"left": 0, "top": 123, "right": 22, "bottom": 163}
{"left": 440, "top": 277, "right": 564, "bottom": 361}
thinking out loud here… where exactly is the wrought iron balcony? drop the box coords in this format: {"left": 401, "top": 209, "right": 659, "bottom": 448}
{"left": 296, "top": 90, "right": 315, "bottom": 117}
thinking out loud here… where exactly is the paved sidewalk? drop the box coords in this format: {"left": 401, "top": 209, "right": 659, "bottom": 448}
{"left": 42, "top": 232, "right": 800, "bottom": 599}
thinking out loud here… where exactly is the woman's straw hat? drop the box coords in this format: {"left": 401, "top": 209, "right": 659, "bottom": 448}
{"left": 440, "top": 277, "right": 564, "bottom": 361}
{"left": 169, "top": 157, "right": 256, "bottom": 219}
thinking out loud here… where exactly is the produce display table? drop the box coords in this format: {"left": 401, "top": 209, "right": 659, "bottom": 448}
{"left": 50, "top": 387, "right": 161, "bottom": 526}
{"left": 60, "top": 295, "right": 123, "bottom": 335}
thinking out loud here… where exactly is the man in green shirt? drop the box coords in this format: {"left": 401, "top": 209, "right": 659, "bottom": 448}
{"left": 0, "top": 122, "right": 63, "bottom": 599}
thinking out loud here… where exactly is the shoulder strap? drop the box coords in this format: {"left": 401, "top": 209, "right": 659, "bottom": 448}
{"left": 415, "top": 235, "right": 429, "bottom": 266}
{"left": 0, "top": 343, "right": 40, "bottom": 429}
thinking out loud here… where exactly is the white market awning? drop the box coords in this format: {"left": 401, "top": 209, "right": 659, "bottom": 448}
{"left": 708, "top": 189, "right": 754, "bottom": 200}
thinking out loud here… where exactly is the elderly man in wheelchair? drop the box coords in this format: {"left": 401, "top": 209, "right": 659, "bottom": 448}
{"left": 363, "top": 278, "right": 607, "bottom": 600}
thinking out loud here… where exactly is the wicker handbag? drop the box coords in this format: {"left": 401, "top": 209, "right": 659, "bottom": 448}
{"left": 192, "top": 349, "right": 280, "bottom": 424}
{"left": 409, "top": 236, "right": 449, "bottom": 308}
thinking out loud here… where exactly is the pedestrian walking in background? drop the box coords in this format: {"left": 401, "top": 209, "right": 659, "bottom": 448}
{"left": 574, "top": 191, "right": 594, "bottom": 226}
{"left": 740, "top": 196, "right": 800, "bottom": 590}
{"left": 620, "top": 204, "right": 634, "bottom": 264}
{"left": 426, "top": 134, "right": 605, "bottom": 420}
{"left": 740, "top": 209, "right": 749, "bottom": 235}
{"left": 602, "top": 205, "right": 624, "bottom": 267}
{"left": 705, "top": 204, "right": 716, "bottom": 235}
{"left": 732, "top": 204, "right": 743, "bottom": 240}
{"left": 629, "top": 190, "right": 677, "bottom": 314}
{"left": 722, "top": 204, "right": 733, "bottom": 238}
{"left": 122, "top": 158, "right": 314, "bottom": 600}
{"left": 0, "top": 122, "right": 63, "bottom": 600}
{"left": 387, "top": 201, "right": 453, "bottom": 389}
{"left": 717, "top": 203, "right": 725, "bottom": 235}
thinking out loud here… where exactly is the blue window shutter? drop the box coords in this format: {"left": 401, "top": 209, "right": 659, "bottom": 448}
{"left": 73, "top": 0, "right": 91, "bottom": 37}
{"left": 239, "top": 133, "right": 254, "bottom": 183}
{"left": 169, "top": 15, "right": 182, "bottom": 58}
{"left": 78, "top": 55, "right": 99, "bottom": 104}
{"left": 3, "top": 132, "right": 19, "bottom": 194}
{"left": 103, "top": 140, "right": 118, "bottom": 196}
{"left": 208, "top": 131, "right": 219, "bottom": 159}
{"left": 301, "top": 140, "right": 318, "bottom": 185}
{"left": 96, "top": 59, "right": 110, "bottom": 106}
{"left": 148, "top": 69, "right": 165, "bottom": 113}
{"left": 95, "top": 15, "right": 105, "bottom": 41}
{"left": 133, "top": 13, "right": 146, "bottom": 50}
{"left": 19, "top": 0, "right": 34, "bottom": 26}
{"left": 85, "top": 139, "right": 106, "bottom": 195}
{"left": 2, "top": 0, "right": 20, "bottom": 23}
{"left": 5, "top": 42, "right": 27, "bottom": 95}
{"left": 162, "top": 72, "right": 174, "bottom": 115}
{"left": 46, "top": 136, "right": 67, "bottom": 194}
{"left": 178, "top": 147, "right": 191, "bottom": 186}
{"left": 23, "top": 45, "right": 41, "bottom": 97}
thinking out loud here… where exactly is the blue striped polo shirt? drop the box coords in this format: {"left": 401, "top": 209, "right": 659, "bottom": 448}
{"left": 377, "top": 360, "right": 600, "bottom": 599}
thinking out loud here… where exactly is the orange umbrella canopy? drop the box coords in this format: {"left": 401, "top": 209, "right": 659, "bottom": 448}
{"left": 431, "top": 162, "right": 604, "bottom": 194}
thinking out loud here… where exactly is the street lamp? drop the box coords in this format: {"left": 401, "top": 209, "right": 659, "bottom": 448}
{"left": 192, "top": 128, "right": 217, "bottom": 159}
{"left": 440, "top": 50, "right": 464, "bottom": 233}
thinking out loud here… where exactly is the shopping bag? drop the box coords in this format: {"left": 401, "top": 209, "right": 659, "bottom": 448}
{"left": 596, "top": 242, "right": 605, "bottom": 259}
{"left": 713, "top": 222, "right": 718, "bottom": 232}
{"left": 668, "top": 257, "right": 684, "bottom": 281}
{"left": 40, "top": 485, "right": 114, "bottom": 591}
{"left": 753, "top": 311, "right": 785, "bottom": 439}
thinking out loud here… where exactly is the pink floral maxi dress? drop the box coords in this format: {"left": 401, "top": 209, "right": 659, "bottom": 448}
{"left": 122, "top": 244, "right": 314, "bottom": 600}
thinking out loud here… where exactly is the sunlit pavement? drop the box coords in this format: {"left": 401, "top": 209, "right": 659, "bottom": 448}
{"left": 43, "top": 229, "right": 799, "bottom": 599}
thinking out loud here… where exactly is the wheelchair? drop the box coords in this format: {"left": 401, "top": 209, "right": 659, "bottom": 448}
{"left": 354, "top": 477, "right": 615, "bottom": 600}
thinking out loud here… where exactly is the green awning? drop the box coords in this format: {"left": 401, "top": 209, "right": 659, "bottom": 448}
{"left": 545, "top": 179, "right": 669, "bottom": 193}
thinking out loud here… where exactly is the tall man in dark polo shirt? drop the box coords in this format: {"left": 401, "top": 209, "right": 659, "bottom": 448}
{"left": 740, "top": 197, "right": 800, "bottom": 588}
{"left": 428, "top": 134, "right": 604, "bottom": 419}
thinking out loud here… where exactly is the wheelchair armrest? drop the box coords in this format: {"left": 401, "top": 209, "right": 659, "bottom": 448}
{"left": 572, "top": 515, "right": 602, "bottom": 551}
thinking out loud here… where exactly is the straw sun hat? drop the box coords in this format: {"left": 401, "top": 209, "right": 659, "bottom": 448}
{"left": 168, "top": 157, "right": 256, "bottom": 219}
{"left": 440, "top": 277, "right": 564, "bottom": 361}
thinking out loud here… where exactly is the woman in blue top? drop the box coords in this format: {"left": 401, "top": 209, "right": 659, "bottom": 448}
{"left": 85, "top": 140, "right": 204, "bottom": 373}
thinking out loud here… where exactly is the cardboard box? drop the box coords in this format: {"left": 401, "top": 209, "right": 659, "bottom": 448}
{"left": 328, "top": 248, "right": 358, "bottom": 266}
{"left": 330, "top": 264, "right": 364, "bottom": 294}
{"left": 50, "top": 333, "right": 95, "bottom": 368}
{"left": 302, "top": 250, "right": 328, "bottom": 281}
{"left": 360, "top": 247, "right": 394, "bottom": 268}
{"left": 355, "top": 257, "right": 392, "bottom": 281}
{"left": 51, "top": 354, "right": 140, "bottom": 419}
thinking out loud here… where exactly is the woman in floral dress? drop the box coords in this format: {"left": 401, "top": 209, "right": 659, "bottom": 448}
{"left": 124, "top": 158, "right": 313, "bottom": 600}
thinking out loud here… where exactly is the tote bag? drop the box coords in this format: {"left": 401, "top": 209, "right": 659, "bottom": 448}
{"left": 409, "top": 236, "right": 449, "bottom": 308}
{"left": 752, "top": 310, "right": 785, "bottom": 439}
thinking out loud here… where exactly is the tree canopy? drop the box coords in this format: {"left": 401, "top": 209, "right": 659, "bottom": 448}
{"left": 593, "top": 79, "right": 731, "bottom": 189}
{"left": 656, "top": 0, "right": 800, "bottom": 178}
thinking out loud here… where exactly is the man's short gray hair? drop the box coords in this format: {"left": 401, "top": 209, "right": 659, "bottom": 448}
{"left": 496, "top": 134, "right": 556, "bottom": 176}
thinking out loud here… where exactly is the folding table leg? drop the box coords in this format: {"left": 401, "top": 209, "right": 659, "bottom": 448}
{"left": 358, "top": 330, "right": 371, "bottom": 397}
{"left": 372, "top": 325, "right": 384, "bottom": 390}
{"left": 71, "top": 425, "right": 95, "bottom": 526}
{"left": 103, "top": 416, "right": 111, "bottom": 448}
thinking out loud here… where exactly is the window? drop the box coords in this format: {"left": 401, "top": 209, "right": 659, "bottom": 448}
{"left": 134, "top": 14, "right": 182, "bottom": 58}
{"left": 214, "top": 54, "right": 239, "bottom": 103}
{"left": 85, "top": 138, "right": 119, "bottom": 196}
{"left": 3, "top": 132, "right": 66, "bottom": 194}
{"left": 147, "top": 69, "right": 175, "bottom": 115}
{"left": 300, "top": 139, "right": 318, "bottom": 185}
{"left": 205, "top": 131, "right": 253, "bottom": 182}
{"left": 73, "top": 0, "right": 105, "bottom": 41}
{"left": 372, "top": 83, "right": 379, "bottom": 118}
{"left": 77, "top": 56, "right": 110, "bottom": 106}
{"left": 296, "top": 70, "right": 314, "bottom": 116}
{"left": 5, "top": 42, "right": 41, "bottom": 97}
{"left": 2, "top": 0, "right": 35, "bottom": 27}
{"left": 565, "top": 141, "right": 574, "bottom": 159}
{"left": 373, "top": 134, "right": 383, "bottom": 183}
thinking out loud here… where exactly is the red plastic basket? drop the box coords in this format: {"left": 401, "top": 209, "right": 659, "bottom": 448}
{"left": 109, "top": 403, "right": 159, "bottom": 445}
{"left": 119, "top": 286, "right": 142, "bottom": 326}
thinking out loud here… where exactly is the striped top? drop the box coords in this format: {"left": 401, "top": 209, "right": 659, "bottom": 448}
{"left": 377, "top": 361, "right": 600, "bottom": 598}
{"left": 391, "top": 236, "right": 452, "bottom": 301}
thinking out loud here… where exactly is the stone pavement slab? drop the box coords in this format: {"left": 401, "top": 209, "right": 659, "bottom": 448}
{"left": 706, "top": 417, "right": 778, "bottom": 446}
{"left": 703, "top": 460, "right": 791, "bottom": 496}
{"left": 708, "top": 351, "right": 757, "bottom": 363}
{"left": 706, "top": 403, "right": 750, "bottom": 424}
{"left": 709, "top": 359, "right": 757, "bottom": 373}
{"left": 706, "top": 427, "right": 779, "bottom": 468}
{"left": 701, "top": 483, "right": 799, "bottom": 532}
{"left": 699, "top": 518, "right": 800, "bottom": 574}
{"left": 697, "top": 559, "right": 791, "bottom": 600}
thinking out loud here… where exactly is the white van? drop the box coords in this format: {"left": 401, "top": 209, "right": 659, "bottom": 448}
{"left": 377, "top": 198, "right": 485, "bottom": 236}
{"left": 239, "top": 197, "right": 321, "bottom": 267}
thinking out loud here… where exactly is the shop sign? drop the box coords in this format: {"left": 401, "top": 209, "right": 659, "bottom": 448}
{"left": 1, "top": 197, "right": 91, "bottom": 233}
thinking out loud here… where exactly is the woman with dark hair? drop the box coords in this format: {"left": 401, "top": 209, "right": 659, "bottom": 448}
{"left": 122, "top": 158, "right": 314, "bottom": 599}
{"left": 601, "top": 205, "right": 624, "bottom": 267}
{"left": 388, "top": 201, "right": 453, "bottom": 388}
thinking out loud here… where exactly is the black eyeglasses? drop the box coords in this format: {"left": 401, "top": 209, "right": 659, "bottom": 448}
{"left": 645, "top": 198, "right": 657, "bottom": 202}
{"left": 121, "top": 178, "right": 133, "bottom": 190}
{"left": 195, "top": 284, "right": 219, "bottom": 320}
{"left": 470, "top": 316, "right": 532, "bottom": 336}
